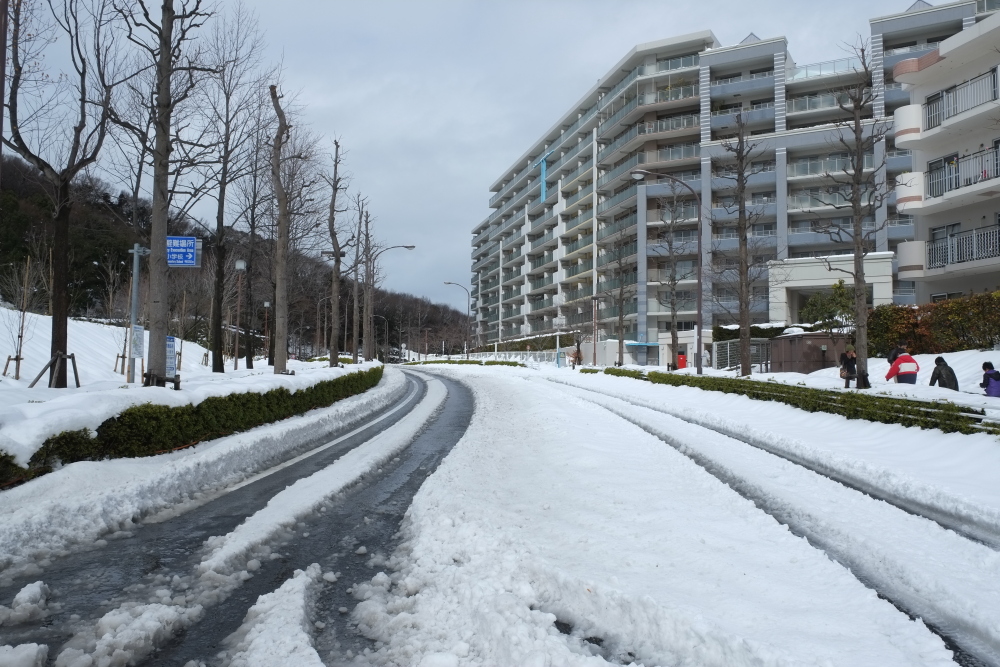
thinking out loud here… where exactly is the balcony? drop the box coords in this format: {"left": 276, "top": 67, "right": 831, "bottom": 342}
{"left": 926, "top": 146, "right": 1000, "bottom": 203}
{"left": 502, "top": 231, "right": 524, "bottom": 249}
{"left": 598, "top": 124, "right": 640, "bottom": 163}
{"left": 979, "top": 0, "right": 1000, "bottom": 11}
{"left": 598, "top": 214, "right": 637, "bottom": 241}
{"left": 639, "top": 53, "right": 699, "bottom": 76}
{"left": 565, "top": 259, "right": 594, "bottom": 278}
{"left": 564, "top": 209, "right": 594, "bottom": 234}
{"left": 502, "top": 306, "right": 522, "bottom": 319}
{"left": 647, "top": 204, "right": 699, "bottom": 224}
{"left": 597, "top": 185, "right": 638, "bottom": 216}
{"left": 597, "top": 241, "right": 638, "bottom": 267}
{"left": 531, "top": 212, "right": 558, "bottom": 233}
{"left": 787, "top": 154, "right": 874, "bottom": 178}
{"left": 598, "top": 154, "right": 643, "bottom": 190}
{"left": 925, "top": 70, "right": 998, "bottom": 130}
{"left": 928, "top": 226, "right": 1000, "bottom": 270}
{"left": 563, "top": 234, "right": 594, "bottom": 256}
{"left": 548, "top": 138, "right": 593, "bottom": 174}
{"left": 599, "top": 97, "right": 640, "bottom": 138}
{"left": 787, "top": 56, "right": 861, "bottom": 82}
{"left": 599, "top": 300, "right": 638, "bottom": 320}
{"left": 530, "top": 296, "right": 556, "bottom": 312}
{"left": 529, "top": 275, "right": 555, "bottom": 291}
{"left": 787, "top": 91, "right": 860, "bottom": 115}
{"left": 709, "top": 104, "right": 775, "bottom": 131}
{"left": 710, "top": 71, "right": 774, "bottom": 98}
{"left": 531, "top": 229, "right": 556, "bottom": 250}
{"left": 563, "top": 284, "right": 593, "bottom": 302}
{"left": 639, "top": 85, "right": 699, "bottom": 109}
{"left": 597, "top": 272, "right": 638, "bottom": 292}
{"left": 566, "top": 311, "right": 592, "bottom": 326}
{"left": 787, "top": 189, "right": 852, "bottom": 211}
{"left": 563, "top": 158, "right": 594, "bottom": 189}
{"left": 529, "top": 251, "right": 555, "bottom": 271}
{"left": 564, "top": 182, "right": 594, "bottom": 209}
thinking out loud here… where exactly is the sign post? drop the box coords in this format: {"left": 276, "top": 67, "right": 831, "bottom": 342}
{"left": 165, "top": 336, "right": 176, "bottom": 379}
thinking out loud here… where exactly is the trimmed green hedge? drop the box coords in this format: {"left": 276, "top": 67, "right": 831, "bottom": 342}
{"left": 2, "top": 366, "right": 384, "bottom": 487}
{"left": 712, "top": 324, "right": 818, "bottom": 342}
{"left": 583, "top": 367, "right": 997, "bottom": 436}
{"left": 579, "top": 368, "right": 600, "bottom": 374}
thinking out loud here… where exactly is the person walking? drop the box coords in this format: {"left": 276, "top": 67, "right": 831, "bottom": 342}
{"left": 839, "top": 344, "right": 858, "bottom": 389}
{"left": 929, "top": 357, "right": 959, "bottom": 391}
{"left": 980, "top": 362, "right": 1000, "bottom": 397}
{"left": 885, "top": 348, "right": 920, "bottom": 384}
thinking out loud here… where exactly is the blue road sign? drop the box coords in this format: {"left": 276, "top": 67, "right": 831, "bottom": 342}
{"left": 166, "top": 236, "right": 198, "bottom": 267}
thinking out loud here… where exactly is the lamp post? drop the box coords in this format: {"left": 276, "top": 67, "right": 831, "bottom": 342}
{"left": 315, "top": 295, "right": 334, "bottom": 358}
{"left": 373, "top": 314, "right": 389, "bottom": 363}
{"left": 630, "top": 169, "right": 704, "bottom": 375}
{"left": 234, "top": 259, "right": 246, "bottom": 370}
{"left": 591, "top": 295, "right": 600, "bottom": 367}
{"left": 263, "top": 300, "right": 271, "bottom": 365}
{"left": 360, "top": 244, "right": 415, "bottom": 362}
{"left": 443, "top": 281, "right": 471, "bottom": 359}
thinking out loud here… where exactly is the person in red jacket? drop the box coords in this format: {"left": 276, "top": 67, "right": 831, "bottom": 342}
{"left": 886, "top": 350, "right": 920, "bottom": 384}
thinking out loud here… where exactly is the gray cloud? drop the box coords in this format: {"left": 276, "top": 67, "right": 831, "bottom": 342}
{"left": 242, "top": 0, "right": 908, "bottom": 310}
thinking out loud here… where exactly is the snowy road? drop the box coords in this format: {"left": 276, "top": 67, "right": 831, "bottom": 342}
{"left": 0, "top": 370, "right": 474, "bottom": 665}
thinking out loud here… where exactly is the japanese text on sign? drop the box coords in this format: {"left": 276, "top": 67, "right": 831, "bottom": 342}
{"left": 166, "top": 236, "right": 198, "bottom": 267}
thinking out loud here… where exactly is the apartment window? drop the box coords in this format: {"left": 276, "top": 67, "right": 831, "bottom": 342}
{"left": 790, "top": 220, "right": 813, "bottom": 233}
{"left": 752, "top": 223, "right": 776, "bottom": 237}
{"left": 658, "top": 320, "right": 695, "bottom": 331}
{"left": 751, "top": 191, "right": 776, "bottom": 204}
{"left": 931, "top": 292, "right": 965, "bottom": 302}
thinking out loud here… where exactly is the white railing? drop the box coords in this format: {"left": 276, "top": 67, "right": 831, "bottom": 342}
{"left": 926, "top": 146, "right": 1000, "bottom": 198}
{"left": 927, "top": 226, "right": 1000, "bottom": 268}
{"left": 787, "top": 57, "right": 861, "bottom": 81}
{"left": 924, "top": 69, "right": 998, "bottom": 129}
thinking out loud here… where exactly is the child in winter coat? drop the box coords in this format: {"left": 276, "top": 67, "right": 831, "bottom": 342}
{"left": 885, "top": 351, "right": 919, "bottom": 384}
{"left": 980, "top": 362, "right": 1000, "bottom": 397}
{"left": 929, "top": 356, "right": 959, "bottom": 391}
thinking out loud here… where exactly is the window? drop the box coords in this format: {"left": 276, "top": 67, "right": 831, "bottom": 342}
{"left": 752, "top": 223, "right": 776, "bottom": 237}
{"left": 930, "top": 223, "right": 960, "bottom": 242}
{"left": 658, "top": 320, "right": 695, "bottom": 331}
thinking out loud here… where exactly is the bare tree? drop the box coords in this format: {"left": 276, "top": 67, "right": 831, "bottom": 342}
{"left": 268, "top": 83, "right": 292, "bottom": 374}
{"left": 596, "top": 225, "right": 637, "bottom": 366}
{"left": 201, "top": 2, "right": 268, "bottom": 373}
{"left": 716, "top": 112, "right": 771, "bottom": 376}
{"left": 114, "top": 0, "right": 212, "bottom": 382}
{"left": 811, "top": 38, "right": 890, "bottom": 389}
{"left": 321, "top": 140, "right": 350, "bottom": 366}
{"left": 650, "top": 182, "right": 699, "bottom": 369}
{"left": 3, "top": 0, "right": 119, "bottom": 386}
{"left": 0, "top": 256, "right": 45, "bottom": 379}
{"left": 350, "top": 193, "right": 366, "bottom": 363}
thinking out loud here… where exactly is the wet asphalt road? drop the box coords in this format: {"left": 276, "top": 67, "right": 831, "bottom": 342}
{"left": 0, "top": 370, "right": 474, "bottom": 665}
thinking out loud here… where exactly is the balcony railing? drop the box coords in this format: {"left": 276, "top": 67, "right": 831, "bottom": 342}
{"left": 564, "top": 209, "right": 594, "bottom": 234}
{"left": 531, "top": 213, "right": 558, "bottom": 233}
{"left": 787, "top": 90, "right": 862, "bottom": 113}
{"left": 787, "top": 56, "right": 861, "bottom": 81}
{"left": 926, "top": 146, "right": 1000, "bottom": 198}
{"left": 639, "top": 53, "right": 699, "bottom": 76}
{"left": 597, "top": 241, "right": 638, "bottom": 266}
{"left": 601, "top": 67, "right": 640, "bottom": 110}
{"left": 531, "top": 229, "right": 556, "bottom": 250}
{"left": 530, "top": 252, "right": 555, "bottom": 270}
{"left": 928, "top": 226, "right": 1000, "bottom": 268}
{"left": 563, "top": 285, "right": 593, "bottom": 302}
{"left": 639, "top": 85, "right": 699, "bottom": 107}
{"left": 566, "top": 311, "right": 592, "bottom": 326}
{"left": 885, "top": 41, "right": 940, "bottom": 57}
{"left": 599, "top": 154, "right": 643, "bottom": 188}
{"left": 599, "top": 300, "right": 638, "bottom": 320}
{"left": 711, "top": 71, "right": 773, "bottom": 86}
{"left": 597, "top": 272, "right": 638, "bottom": 292}
{"left": 787, "top": 189, "right": 854, "bottom": 209}
{"left": 565, "top": 182, "right": 594, "bottom": 208}
{"left": 598, "top": 213, "right": 638, "bottom": 241}
{"left": 563, "top": 157, "right": 594, "bottom": 185}
{"left": 564, "top": 234, "right": 594, "bottom": 255}
{"left": 979, "top": 0, "right": 1000, "bottom": 12}
{"left": 503, "top": 231, "right": 524, "bottom": 249}
{"left": 529, "top": 275, "right": 555, "bottom": 290}
{"left": 530, "top": 297, "right": 555, "bottom": 312}
{"left": 649, "top": 143, "right": 700, "bottom": 164}
{"left": 548, "top": 138, "right": 593, "bottom": 172}
{"left": 502, "top": 287, "right": 521, "bottom": 301}
{"left": 598, "top": 124, "right": 640, "bottom": 161}
{"left": 647, "top": 203, "right": 699, "bottom": 223}
{"left": 502, "top": 306, "right": 522, "bottom": 319}
{"left": 565, "top": 259, "right": 594, "bottom": 278}
{"left": 924, "top": 70, "right": 998, "bottom": 129}
{"left": 639, "top": 114, "right": 699, "bottom": 134}
{"left": 597, "top": 185, "right": 638, "bottom": 214}
{"left": 787, "top": 154, "right": 875, "bottom": 177}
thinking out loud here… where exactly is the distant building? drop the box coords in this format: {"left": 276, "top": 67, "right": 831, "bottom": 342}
{"left": 471, "top": 0, "right": 999, "bottom": 365}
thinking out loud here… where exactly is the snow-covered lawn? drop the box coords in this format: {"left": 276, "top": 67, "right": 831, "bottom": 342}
{"left": 0, "top": 313, "right": 376, "bottom": 466}
{"left": 349, "top": 367, "right": 961, "bottom": 666}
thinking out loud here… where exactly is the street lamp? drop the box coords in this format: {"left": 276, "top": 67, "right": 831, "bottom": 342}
{"left": 630, "top": 169, "right": 704, "bottom": 375}
{"left": 234, "top": 259, "right": 246, "bottom": 371}
{"left": 358, "top": 244, "right": 415, "bottom": 362}
{"left": 443, "top": 281, "right": 471, "bottom": 359}
{"left": 263, "top": 300, "right": 271, "bottom": 365}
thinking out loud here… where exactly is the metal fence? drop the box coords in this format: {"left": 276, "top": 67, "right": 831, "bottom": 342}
{"left": 712, "top": 338, "right": 772, "bottom": 372}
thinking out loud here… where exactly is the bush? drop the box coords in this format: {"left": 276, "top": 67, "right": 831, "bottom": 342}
{"left": 869, "top": 291, "right": 1000, "bottom": 355}
{"left": 579, "top": 368, "right": 600, "bottom": 374}
{"left": 712, "top": 324, "right": 818, "bottom": 343}
{"left": 644, "top": 371, "right": 996, "bottom": 436}
{"left": 603, "top": 367, "right": 647, "bottom": 380}
{"left": 2, "top": 367, "right": 385, "bottom": 486}
{"left": 483, "top": 360, "right": 523, "bottom": 367}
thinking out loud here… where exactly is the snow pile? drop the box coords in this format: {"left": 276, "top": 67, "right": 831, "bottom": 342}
{"left": 0, "top": 581, "right": 49, "bottom": 626}
{"left": 0, "top": 644, "right": 47, "bottom": 667}
{"left": 548, "top": 370, "right": 1000, "bottom": 544}
{"left": 348, "top": 367, "right": 952, "bottom": 666}
{"left": 54, "top": 602, "right": 203, "bottom": 667}
{"left": 223, "top": 564, "right": 324, "bottom": 667}
{"left": 0, "top": 369, "right": 407, "bottom": 579}
{"left": 199, "top": 375, "right": 446, "bottom": 574}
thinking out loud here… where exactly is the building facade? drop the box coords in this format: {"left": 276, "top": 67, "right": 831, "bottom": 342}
{"left": 471, "top": 0, "right": 999, "bottom": 365}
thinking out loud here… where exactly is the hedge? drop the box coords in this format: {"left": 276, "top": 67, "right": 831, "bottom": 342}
{"left": 712, "top": 324, "right": 819, "bottom": 343}
{"left": 2, "top": 366, "right": 384, "bottom": 487}
{"left": 579, "top": 368, "right": 600, "bottom": 374}
{"left": 588, "top": 367, "right": 998, "bottom": 436}
{"left": 869, "top": 291, "right": 1000, "bottom": 356}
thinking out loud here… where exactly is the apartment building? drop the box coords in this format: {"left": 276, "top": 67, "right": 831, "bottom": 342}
{"left": 893, "top": 7, "right": 1000, "bottom": 301}
{"left": 471, "top": 0, "right": 999, "bottom": 365}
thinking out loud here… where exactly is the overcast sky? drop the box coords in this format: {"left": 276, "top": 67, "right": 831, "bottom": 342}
{"left": 242, "top": 0, "right": 914, "bottom": 311}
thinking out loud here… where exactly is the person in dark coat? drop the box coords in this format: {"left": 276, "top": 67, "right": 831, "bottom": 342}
{"left": 839, "top": 344, "right": 858, "bottom": 389}
{"left": 887, "top": 340, "right": 908, "bottom": 365}
{"left": 929, "top": 357, "right": 959, "bottom": 391}
{"left": 981, "top": 362, "right": 1000, "bottom": 398}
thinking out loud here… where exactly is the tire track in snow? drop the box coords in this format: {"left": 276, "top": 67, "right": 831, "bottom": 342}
{"left": 546, "top": 378, "right": 999, "bottom": 667}
{"left": 545, "top": 376, "right": 1000, "bottom": 551}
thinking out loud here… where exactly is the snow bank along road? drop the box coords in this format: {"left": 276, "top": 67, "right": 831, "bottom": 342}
{"left": 0, "top": 368, "right": 474, "bottom": 665}
{"left": 343, "top": 366, "right": 997, "bottom": 667}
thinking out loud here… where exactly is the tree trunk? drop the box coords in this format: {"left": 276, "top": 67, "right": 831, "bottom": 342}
{"left": 49, "top": 190, "right": 71, "bottom": 387}
{"left": 211, "top": 242, "right": 226, "bottom": 372}
{"left": 245, "top": 233, "right": 255, "bottom": 369}
{"left": 268, "top": 84, "right": 291, "bottom": 374}
{"left": 146, "top": 0, "right": 177, "bottom": 382}
{"left": 736, "top": 132, "right": 752, "bottom": 377}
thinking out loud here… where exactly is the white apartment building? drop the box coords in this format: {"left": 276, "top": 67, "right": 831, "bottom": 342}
{"left": 471, "top": 0, "right": 1000, "bottom": 365}
{"left": 894, "top": 8, "right": 1000, "bottom": 300}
